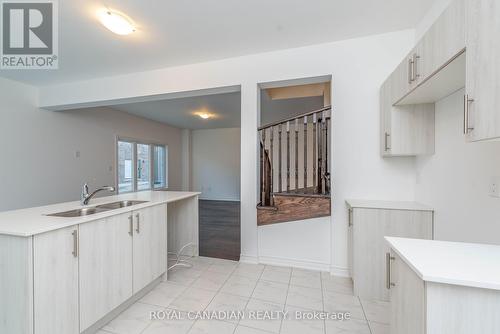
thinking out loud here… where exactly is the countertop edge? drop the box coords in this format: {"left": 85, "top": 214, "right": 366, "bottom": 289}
{"left": 0, "top": 191, "right": 201, "bottom": 238}
{"left": 385, "top": 237, "right": 500, "bottom": 291}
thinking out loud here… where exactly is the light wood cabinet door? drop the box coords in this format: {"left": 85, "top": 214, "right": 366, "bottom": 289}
{"left": 390, "top": 252, "right": 425, "bottom": 334}
{"left": 352, "top": 208, "right": 433, "bottom": 301}
{"left": 33, "top": 226, "right": 79, "bottom": 334}
{"left": 380, "top": 79, "right": 392, "bottom": 156}
{"left": 465, "top": 0, "right": 500, "bottom": 141}
{"left": 380, "top": 76, "right": 435, "bottom": 157}
{"left": 79, "top": 215, "right": 133, "bottom": 331}
{"left": 421, "top": 0, "right": 466, "bottom": 80}
{"left": 391, "top": 56, "right": 413, "bottom": 104}
{"left": 133, "top": 204, "right": 167, "bottom": 293}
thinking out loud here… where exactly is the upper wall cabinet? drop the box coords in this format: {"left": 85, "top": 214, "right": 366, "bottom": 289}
{"left": 420, "top": 0, "right": 466, "bottom": 81}
{"left": 381, "top": 0, "right": 500, "bottom": 157}
{"left": 380, "top": 79, "right": 435, "bottom": 157}
{"left": 465, "top": 0, "right": 500, "bottom": 142}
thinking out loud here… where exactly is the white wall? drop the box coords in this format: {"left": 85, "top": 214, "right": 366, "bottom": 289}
{"left": 192, "top": 128, "right": 241, "bottom": 201}
{"left": 415, "top": 89, "right": 500, "bottom": 245}
{"left": 258, "top": 217, "right": 331, "bottom": 271}
{"left": 181, "top": 129, "right": 192, "bottom": 191}
{"left": 36, "top": 29, "right": 417, "bottom": 273}
{"left": 0, "top": 77, "right": 183, "bottom": 212}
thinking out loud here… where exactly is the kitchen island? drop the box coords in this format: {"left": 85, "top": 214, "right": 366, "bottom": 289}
{"left": 0, "top": 190, "right": 200, "bottom": 334}
{"left": 385, "top": 237, "right": 500, "bottom": 334}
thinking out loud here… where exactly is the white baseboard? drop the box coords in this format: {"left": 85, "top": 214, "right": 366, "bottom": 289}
{"left": 329, "top": 265, "right": 350, "bottom": 278}
{"left": 239, "top": 254, "right": 259, "bottom": 264}
{"left": 258, "top": 255, "right": 330, "bottom": 272}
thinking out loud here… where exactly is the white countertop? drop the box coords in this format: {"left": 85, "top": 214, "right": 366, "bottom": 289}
{"left": 386, "top": 237, "right": 500, "bottom": 291}
{"left": 0, "top": 191, "right": 200, "bottom": 237}
{"left": 345, "top": 199, "right": 433, "bottom": 211}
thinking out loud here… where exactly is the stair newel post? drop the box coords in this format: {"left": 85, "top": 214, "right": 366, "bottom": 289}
{"left": 262, "top": 129, "right": 267, "bottom": 205}
{"left": 303, "top": 115, "right": 308, "bottom": 190}
{"left": 286, "top": 121, "right": 290, "bottom": 192}
{"left": 324, "top": 112, "right": 330, "bottom": 194}
{"left": 278, "top": 124, "right": 282, "bottom": 193}
{"left": 269, "top": 126, "right": 274, "bottom": 206}
{"left": 259, "top": 130, "right": 265, "bottom": 206}
{"left": 295, "top": 118, "right": 299, "bottom": 192}
{"left": 321, "top": 110, "right": 327, "bottom": 195}
{"left": 312, "top": 113, "right": 317, "bottom": 191}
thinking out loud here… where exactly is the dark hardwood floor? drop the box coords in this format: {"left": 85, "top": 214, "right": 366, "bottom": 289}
{"left": 199, "top": 200, "right": 241, "bottom": 261}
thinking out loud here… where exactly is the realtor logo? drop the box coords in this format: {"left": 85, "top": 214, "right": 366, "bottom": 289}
{"left": 1, "top": 0, "right": 58, "bottom": 69}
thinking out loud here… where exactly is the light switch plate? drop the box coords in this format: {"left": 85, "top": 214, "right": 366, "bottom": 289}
{"left": 489, "top": 177, "right": 500, "bottom": 198}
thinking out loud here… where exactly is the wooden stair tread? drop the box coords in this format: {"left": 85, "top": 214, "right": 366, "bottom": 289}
{"left": 257, "top": 193, "right": 331, "bottom": 226}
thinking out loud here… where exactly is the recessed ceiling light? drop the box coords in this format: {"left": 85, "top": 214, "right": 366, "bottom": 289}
{"left": 198, "top": 113, "right": 210, "bottom": 119}
{"left": 98, "top": 9, "right": 136, "bottom": 35}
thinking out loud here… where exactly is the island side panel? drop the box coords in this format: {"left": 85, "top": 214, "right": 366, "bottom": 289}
{"left": 167, "top": 195, "right": 199, "bottom": 257}
{"left": 426, "top": 282, "right": 500, "bottom": 334}
{"left": 0, "top": 234, "right": 33, "bottom": 334}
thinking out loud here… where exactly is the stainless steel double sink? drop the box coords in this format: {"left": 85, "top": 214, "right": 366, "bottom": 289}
{"left": 47, "top": 200, "right": 148, "bottom": 218}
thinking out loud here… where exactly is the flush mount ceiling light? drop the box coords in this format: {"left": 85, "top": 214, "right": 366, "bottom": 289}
{"left": 198, "top": 113, "right": 211, "bottom": 119}
{"left": 98, "top": 9, "right": 136, "bottom": 35}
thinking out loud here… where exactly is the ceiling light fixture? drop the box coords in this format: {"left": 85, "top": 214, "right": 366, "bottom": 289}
{"left": 98, "top": 9, "right": 136, "bottom": 35}
{"left": 198, "top": 113, "right": 211, "bottom": 119}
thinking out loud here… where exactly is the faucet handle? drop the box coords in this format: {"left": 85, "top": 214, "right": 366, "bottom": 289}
{"left": 82, "top": 183, "right": 89, "bottom": 195}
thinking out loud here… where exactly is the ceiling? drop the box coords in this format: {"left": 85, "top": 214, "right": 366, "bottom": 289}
{"left": 0, "top": 0, "right": 436, "bottom": 86}
{"left": 110, "top": 91, "right": 241, "bottom": 129}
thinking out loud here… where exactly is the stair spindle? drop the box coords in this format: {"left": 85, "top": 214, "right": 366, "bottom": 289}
{"left": 278, "top": 124, "right": 282, "bottom": 193}
{"left": 269, "top": 126, "right": 274, "bottom": 205}
{"left": 312, "top": 113, "right": 317, "bottom": 191}
{"left": 295, "top": 119, "right": 299, "bottom": 191}
{"left": 286, "top": 121, "right": 290, "bottom": 192}
{"left": 316, "top": 112, "right": 322, "bottom": 194}
{"left": 303, "top": 115, "right": 308, "bottom": 190}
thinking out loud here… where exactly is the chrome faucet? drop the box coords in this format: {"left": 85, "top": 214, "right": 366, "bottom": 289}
{"left": 81, "top": 183, "right": 116, "bottom": 206}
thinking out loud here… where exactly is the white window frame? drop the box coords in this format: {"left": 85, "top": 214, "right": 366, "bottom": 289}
{"left": 116, "top": 136, "right": 168, "bottom": 194}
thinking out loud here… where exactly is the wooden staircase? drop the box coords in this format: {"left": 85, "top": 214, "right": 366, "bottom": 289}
{"left": 257, "top": 107, "right": 331, "bottom": 226}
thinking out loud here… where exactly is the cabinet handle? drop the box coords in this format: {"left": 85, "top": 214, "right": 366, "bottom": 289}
{"left": 348, "top": 208, "right": 353, "bottom": 227}
{"left": 413, "top": 54, "right": 420, "bottom": 81}
{"left": 384, "top": 132, "right": 391, "bottom": 151}
{"left": 72, "top": 230, "right": 78, "bottom": 258}
{"left": 408, "top": 57, "right": 413, "bottom": 84}
{"left": 128, "top": 215, "right": 133, "bottom": 236}
{"left": 386, "top": 252, "right": 395, "bottom": 289}
{"left": 463, "top": 94, "right": 475, "bottom": 134}
{"left": 135, "top": 213, "right": 140, "bottom": 234}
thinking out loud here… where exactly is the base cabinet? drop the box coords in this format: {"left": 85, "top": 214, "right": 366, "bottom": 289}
{"left": 33, "top": 226, "right": 79, "bottom": 334}
{"left": 133, "top": 205, "right": 167, "bottom": 293}
{"left": 389, "top": 250, "right": 500, "bottom": 334}
{"left": 0, "top": 203, "right": 168, "bottom": 334}
{"left": 349, "top": 206, "right": 433, "bottom": 301}
{"left": 79, "top": 215, "right": 134, "bottom": 331}
{"left": 389, "top": 252, "right": 425, "bottom": 334}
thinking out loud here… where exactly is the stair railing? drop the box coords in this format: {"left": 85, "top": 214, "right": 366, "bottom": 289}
{"left": 258, "top": 106, "right": 331, "bottom": 207}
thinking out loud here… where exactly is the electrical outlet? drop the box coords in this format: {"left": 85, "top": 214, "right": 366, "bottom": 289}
{"left": 489, "top": 178, "right": 500, "bottom": 198}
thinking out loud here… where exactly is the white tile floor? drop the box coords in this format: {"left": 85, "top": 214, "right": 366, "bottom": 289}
{"left": 99, "top": 257, "right": 390, "bottom": 334}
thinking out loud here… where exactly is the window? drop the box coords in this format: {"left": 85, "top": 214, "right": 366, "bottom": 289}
{"left": 153, "top": 145, "right": 167, "bottom": 189}
{"left": 118, "top": 141, "right": 134, "bottom": 193}
{"left": 137, "top": 143, "right": 151, "bottom": 191}
{"left": 117, "top": 139, "right": 168, "bottom": 194}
